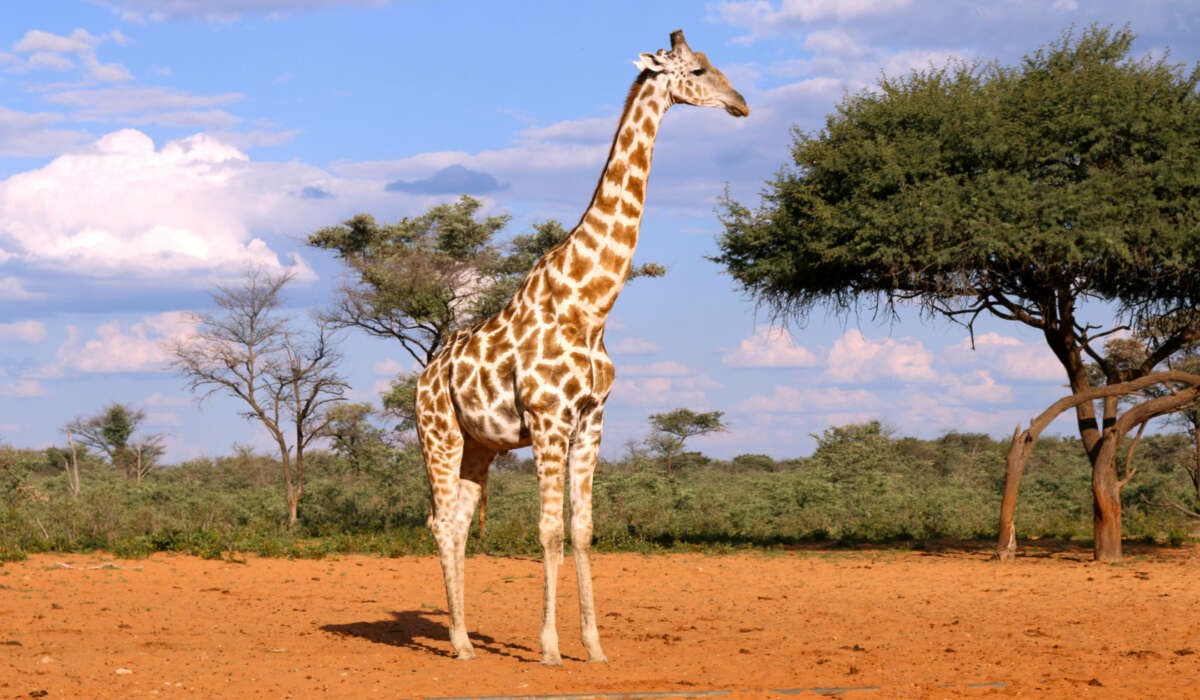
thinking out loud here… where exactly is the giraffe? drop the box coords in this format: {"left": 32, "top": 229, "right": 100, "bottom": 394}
{"left": 414, "top": 29, "right": 748, "bottom": 665}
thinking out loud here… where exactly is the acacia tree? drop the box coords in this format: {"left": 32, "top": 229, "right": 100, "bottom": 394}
{"left": 713, "top": 26, "right": 1200, "bottom": 561}
{"left": 309, "top": 195, "right": 664, "bottom": 370}
{"left": 64, "top": 403, "right": 163, "bottom": 482}
{"left": 324, "top": 402, "right": 390, "bottom": 475}
{"left": 171, "top": 269, "right": 348, "bottom": 528}
{"left": 647, "top": 408, "right": 727, "bottom": 475}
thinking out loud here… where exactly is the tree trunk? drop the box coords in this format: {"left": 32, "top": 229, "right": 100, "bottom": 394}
{"left": 287, "top": 483, "right": 301, "bottom": 530}
{"left": 66, "top": 428, "right": 81, "bottom": 501}
{"left": 990, "top": 371, "right": 1200, "bottom": 562}
{"left": 1092, "top": 448, "right": 1124, "bottom": 563}
{"left": 996, "top": 425, "right": 1032, "bottom": 561}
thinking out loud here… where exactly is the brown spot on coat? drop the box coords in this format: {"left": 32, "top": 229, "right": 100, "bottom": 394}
{"left": 629, "top": 143, "right": 648, "bottom": 171}
{"left": 627, "top": 176, "right": 645, "bottom": 203}
{"left": 618, "top": 128, "right": 634, "bottom": 150}
{"left": 612, "top": 223, "right": 638, "bottom": 248}
{"left": 604, "top": 160, "right": 627, "bottom": 186}
{"left": 568, "top": 250, "right": 591, "bottom": 281}
{"left": 598, "top": 246, "right": 625, "bottom": 274}
{"left": 580, "top": 276, "right": 617, "bottom": 306}
{"left": 562, "top": 376, "right": 583, "bottom": 400}
{"left": 595, "top": 193, "right": 618, "bottom": 215}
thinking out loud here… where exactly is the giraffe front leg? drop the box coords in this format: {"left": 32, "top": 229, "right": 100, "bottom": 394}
{"left": 420, "top": 409, "right": 476, "bottom": 660}
{"left": 449, "top": 477, "right": 483, "bottom": 659}
{"left": 531, "top": 416, "right": 569, "bottom": 666}
{"left": 569, "top": 410, "right": 608, "bottom": 663}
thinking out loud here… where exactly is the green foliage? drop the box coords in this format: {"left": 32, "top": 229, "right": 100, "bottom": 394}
{"left": 310, "top": 197, "right": 666, "bottom": 371}
{"left": 3, "top": 424, "right": 1198, "bottom": 560}
{"left": 309, "top": 196, "right": 551, "bottom": 366}
{"left": 646, "top": 408, "right": 727, "bottom": 474}
{"left": 715, "top": 25, "right": 1200, "bottom": 325}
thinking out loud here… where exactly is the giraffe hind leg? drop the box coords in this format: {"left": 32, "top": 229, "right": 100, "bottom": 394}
{"left": 569, "top": 407, "right": 608, "bottom": 662}
{"left": 426, "top": 431, "right": 495, "bottom": 660}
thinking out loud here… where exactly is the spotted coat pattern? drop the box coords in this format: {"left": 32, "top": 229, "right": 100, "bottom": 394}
{"left": 414, "top": 29, "right": 749, "bottom": 665}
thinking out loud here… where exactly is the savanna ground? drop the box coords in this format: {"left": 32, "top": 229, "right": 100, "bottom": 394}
{"left": 3, "top": 544, "right": 1199, "bottom": 698}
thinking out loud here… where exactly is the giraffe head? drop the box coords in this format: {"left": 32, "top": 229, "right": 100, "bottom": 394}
{"left": 635, "top": 30, "right": 749, "bottom": 118}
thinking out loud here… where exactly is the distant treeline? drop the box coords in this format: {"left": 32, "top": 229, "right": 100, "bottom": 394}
{"left": 1, "top": 422, "right": 1196, "bottom": 561}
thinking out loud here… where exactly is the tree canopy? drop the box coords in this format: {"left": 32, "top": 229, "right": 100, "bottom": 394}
{"left": 310, "top": 195, "right": 665, "bottom": 368}
{"left": 716, "top": 26, "right": 1199, "bottom": 335}
{"left": 713, "top": 25, "right": 1200, "bottom": 560}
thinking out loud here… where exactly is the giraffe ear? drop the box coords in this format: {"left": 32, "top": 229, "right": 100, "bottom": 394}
{"left": 634, "top": 52, "right": 662, "bottom": 73}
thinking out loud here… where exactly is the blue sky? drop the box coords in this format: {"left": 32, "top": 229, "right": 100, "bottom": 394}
{"left": 1, "top": 0, "right": 1198, "bottom": 463}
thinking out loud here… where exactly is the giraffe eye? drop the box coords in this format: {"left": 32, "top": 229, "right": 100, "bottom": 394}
{"left": 690, "top": 68, "right": 707, "bottom": 76}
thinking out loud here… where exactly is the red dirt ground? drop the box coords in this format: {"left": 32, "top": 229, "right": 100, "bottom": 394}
{"left": 2, "top": 545, "right": 1199, "bottom": 698}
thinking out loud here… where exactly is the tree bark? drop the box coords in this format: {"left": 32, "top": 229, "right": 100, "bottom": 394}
{"left": 996, "top": 425, "right": 1032, "bottom": 561}
{"left": 994, "top": 370, "right": 1200, "bottom": 561}
{"left": 1091, "top": 433, "right": 1124, "bottom": 562}
{"left": 66, "top": 428, "right": 80, "bottom": 501}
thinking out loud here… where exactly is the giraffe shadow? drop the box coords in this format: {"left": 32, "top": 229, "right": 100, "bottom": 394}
{"left": 320, "top": 610, "right": 537, "bottom": 661}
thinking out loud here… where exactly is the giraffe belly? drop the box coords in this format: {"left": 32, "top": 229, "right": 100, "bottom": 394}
{"left": 453, "top": 394, "right": 530, "bottom": 451}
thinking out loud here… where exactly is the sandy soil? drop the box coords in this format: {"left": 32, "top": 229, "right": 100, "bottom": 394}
{"left": 2, "top": 545, "right": 1199, "bottom": 698}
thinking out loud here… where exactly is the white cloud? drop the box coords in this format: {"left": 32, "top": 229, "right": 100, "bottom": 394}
{"left": 620, "top": 360, "right": 695, "bottom": 378}
{"left": 13, "top": 29, "right": 96, "bottom": 54}
{"left": 43, "top": 86, "right": 242, "bottom": 125}
{"left": 715, "top": 0, "right": 914, "bottom": 42}
{"left": 372, "top": 357, "right": 413, "bottom": 376}
{"left": 0, "top": 378, "right": 44, "bottom": 398}
{"left": 0, "top": 129, "right": 324, "bottom": 281}
{"left": 940, "top": 369, "right": 1013, "bottom": 405}
{"left": 99, "top": 0, "right": 392, "bottom": 23}
{"left": 945, "top": 332, "right": 1063, "bottom": 382}
{"left": 0, "top": 276, "right": 41, "bottom": 300}
{"left": 0, "top": 320, "right": 47, "bottom": 343}
{"left": 9, "top": 29, "right": 132, "bottom": 82}
{"left": 737, "top": 384, "right": 878, "bottom": 413}
{"left": 826, "top": 329, "right": 936, "bottom": 383}
{"left": 611, "top": 375, "right": 721, "bottom": 408}
{"left": 723, "top": 325, "right": 818, "bottom": 368}
{"left": 0, "top": 106, "right": 92, "bottom": 157}
{"left": 55, "top": 311, "right": 196, "bottom": 374}
{"left": 609, "top": 337, "right": 661, "bottom": 355}
{"left": 142, "top": 391, "right": 188, "bottom": 407}
{"left": 611, "top": 360, "right": 720, "bottom": 407}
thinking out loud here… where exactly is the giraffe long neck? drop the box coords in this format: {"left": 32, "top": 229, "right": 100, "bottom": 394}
{"left": 552, "top": 74, "right": 670, "bottom": 318}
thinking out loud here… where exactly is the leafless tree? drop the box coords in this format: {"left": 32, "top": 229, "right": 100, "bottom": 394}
{"left": 170, "top": 269, "right": 348, "bottom": 528}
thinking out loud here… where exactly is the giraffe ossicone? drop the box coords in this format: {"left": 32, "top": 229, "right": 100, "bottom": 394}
{"left": 414, "top": 29, "right": 748, "bottom": 665}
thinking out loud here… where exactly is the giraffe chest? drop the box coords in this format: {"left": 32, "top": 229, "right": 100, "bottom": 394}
{"left": 448, "top": 321, "right": 613, "bottom": 449}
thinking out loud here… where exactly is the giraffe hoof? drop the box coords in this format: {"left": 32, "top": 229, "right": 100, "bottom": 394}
{"left": 454, "top": 647, "right": 477, "bottom": 661}
{"left": 540, "top": 653, "right": 563, "bottom": 666}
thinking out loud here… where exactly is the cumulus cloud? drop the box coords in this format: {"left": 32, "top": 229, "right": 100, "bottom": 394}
{"left": 723, "top": 325, "right": 819, "bottom": 368}
{"left": 737, "top": 384, "right": 878, "bottom": 414}
{"left": 611, "top": 360, "right": 721, "bottom": 407}
{"left": 609, "top": 336, "right": 661, "bottom": 355}
{"left": 0, "top": 129, "right": 324, "bottom": 281}
{"left": 940, "top": 369, "right": 1013, "bottom": 405}
{"left": 0, "top": 320, "right": 47, "bottom": 343}
{"left": 714, "top": 0, "right": 914, "bottom": 42}
{"left": 945, "top": 332, "right": 1063, "bottom": 382}
{"left": 53, "top": 312, "right": 196, "bottom": 374}
{"left": 8, "top": 28, "right": 132, "bottom": 81}
{"left": 0, "top": 276, "right": 41, "bottom": 300}
{"left": 98, "top": 0, "right": 392, "bottom": 23}
{"left": 826, "top": 329, "right": 936, "bottom": 383}
{"left": 620, "top": 360, "right": 696, "bottom": 378}
{"left": 386, "top": 164, "right": 508, "bottom": 196}
{"left": 42, "top": 86, "right": 243, "bottom": 127}
{"left": 0, "top": 106, "right": 92, "bottom": 157}
{"left": 0, "top": 378, "right": 44, "bottom": 398}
